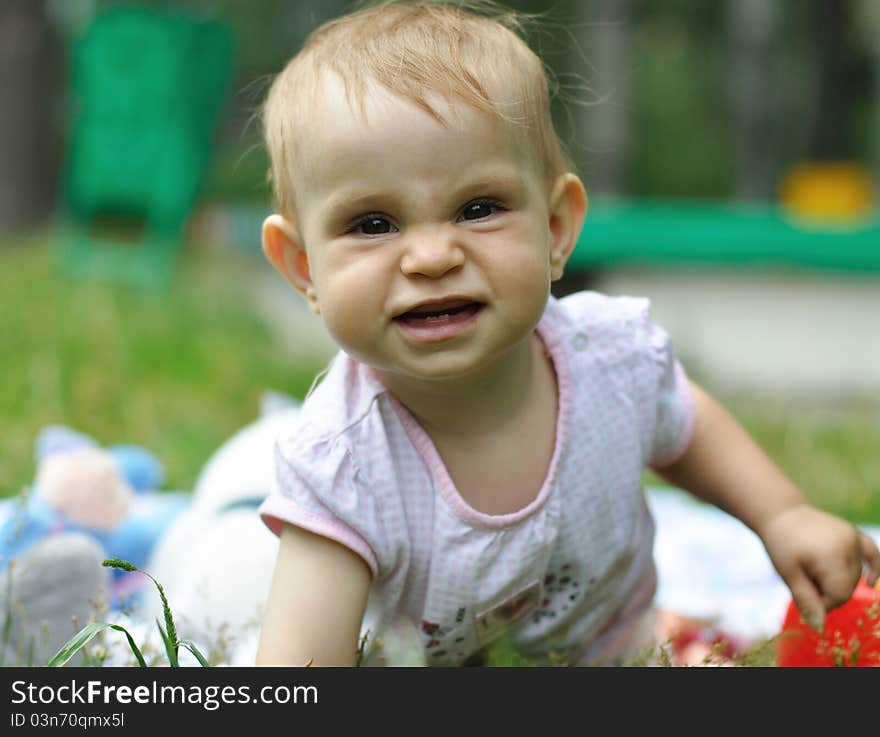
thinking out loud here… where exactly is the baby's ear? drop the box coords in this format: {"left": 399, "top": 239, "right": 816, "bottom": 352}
{"left": 262, "top": 214, "right": 320, "bottom": 315}
{"left": 547, "top": 174, "right": 588, "bottom": 281}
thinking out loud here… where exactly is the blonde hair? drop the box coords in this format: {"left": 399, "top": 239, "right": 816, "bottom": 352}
{"left": 263, "top": 1, "right": 572, "bottom": 218}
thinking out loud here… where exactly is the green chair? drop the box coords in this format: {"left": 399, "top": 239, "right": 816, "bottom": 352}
{"left": 58, "top": 5, "right": 234, "bottom": 289}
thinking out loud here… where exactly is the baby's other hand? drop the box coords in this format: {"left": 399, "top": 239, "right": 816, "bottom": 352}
{"left": 759, "top": 504, "right": 880, "bottom": 631}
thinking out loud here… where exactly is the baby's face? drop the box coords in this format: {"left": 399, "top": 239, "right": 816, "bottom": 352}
{"left": 288, "top": 77, "right": 562, "bottom": 382}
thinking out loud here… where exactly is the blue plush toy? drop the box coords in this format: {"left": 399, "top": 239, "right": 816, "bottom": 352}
{"left": 0, "top": 425, "right": 190, "bottom": 606}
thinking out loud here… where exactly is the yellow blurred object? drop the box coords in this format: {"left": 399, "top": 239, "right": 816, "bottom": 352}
{"left": 779, "top": 162, "right": 876, "bottom": 222}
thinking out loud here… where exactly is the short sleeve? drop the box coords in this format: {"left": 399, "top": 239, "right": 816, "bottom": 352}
{"left": 640, "top": 306, "right": 695, "bottom": 468}
{"left": 258, "top": 435, "right": 380, "bottom": 577}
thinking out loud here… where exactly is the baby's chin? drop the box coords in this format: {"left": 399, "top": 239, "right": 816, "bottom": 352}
{"left": 368, "top": 339, "right": 536, "bottom": 390}
{"left": 366, "top": 355, "right": 492, "bottom": 386}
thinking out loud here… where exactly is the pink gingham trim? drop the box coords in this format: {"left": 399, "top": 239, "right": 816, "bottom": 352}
{"left": 259, "top": 494, "right": 379, "bottom": 577}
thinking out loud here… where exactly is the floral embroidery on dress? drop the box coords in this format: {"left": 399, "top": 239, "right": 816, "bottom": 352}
{"left": 534, "top": 562, "right": 581, "bottom": 623}
{"left": 475, "top": 580, "right": 542, "bottom": 645}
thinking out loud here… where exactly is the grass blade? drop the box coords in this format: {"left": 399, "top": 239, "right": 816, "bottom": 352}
{"left": 179, "top": 639, "right": 211, "bottom": 667}
{"left": 47, "top": 622, "right": 147, "bottom": 668}
{"left": 47, "top": 622, "right": 106, "bottom": 666}
{"left": 104, "top": 559, "right": 180, "bottom": 664}
{"left": 157, "top": 620, "right": 179, "bottom": 667}
{"left": 112, "top": 625, "right": 148, "bottom": 668}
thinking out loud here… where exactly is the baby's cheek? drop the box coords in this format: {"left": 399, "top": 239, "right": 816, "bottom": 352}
{"left": 318, "top": 281, "right": 385, "bottom": 355}
{"left": 322, "top": 299, "right": 370, "bottom": 347}
{"left": 500, "top": 255, "right": 551, "bottom": 320}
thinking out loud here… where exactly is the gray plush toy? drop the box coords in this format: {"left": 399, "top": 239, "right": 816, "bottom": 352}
{"left": 0, "top": 532, "right": 109, "bottom": 665}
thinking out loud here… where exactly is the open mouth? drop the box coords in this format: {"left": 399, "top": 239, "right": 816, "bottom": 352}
{"left": 395, "top": 300, "right": 483, "bottom": 324}
{"left": 393, "top": 299, "right": 484, "bottom": 342}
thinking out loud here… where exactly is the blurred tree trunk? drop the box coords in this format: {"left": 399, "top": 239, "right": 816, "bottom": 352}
{"left": 858, "top": 0, "right": 880, "bottom": 179}
{"left": 572, "top": 0, "right": 633, "bottom": 197}
{"left": 809, "top": 0, "right": 850, "bottom": 160}
{"left": 728, "top": 0, "right": 779, "bottom": 201}
{"left": 0, "top": 0, "right": 58, "bottom": 237}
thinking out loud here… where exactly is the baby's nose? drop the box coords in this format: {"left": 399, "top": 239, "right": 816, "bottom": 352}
{"left": 399, "top": 228, "right": 465, "bottom": 278}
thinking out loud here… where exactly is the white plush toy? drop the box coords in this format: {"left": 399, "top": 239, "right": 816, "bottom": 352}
{"left": 141, "top": 392, "right": 300, "bottom": 665}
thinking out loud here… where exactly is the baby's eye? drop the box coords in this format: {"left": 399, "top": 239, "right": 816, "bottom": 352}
{"left": 350, "top": 215, "right": 397, "bottom": 236}
{"left": 459, "top": 199, "right": 505, "bottom": 222}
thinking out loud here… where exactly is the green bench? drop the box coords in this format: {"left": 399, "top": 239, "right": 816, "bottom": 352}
{"left": 571, "top": 199, "right": 880, "bottom": 274}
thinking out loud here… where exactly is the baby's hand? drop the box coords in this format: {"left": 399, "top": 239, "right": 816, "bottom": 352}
{"left": 759, "top": 504, "right": 880, "bottom": 631}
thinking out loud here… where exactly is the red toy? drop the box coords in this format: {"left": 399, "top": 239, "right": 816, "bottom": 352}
{"left": 777, "top": 578, "right": 880, "bottom": 667}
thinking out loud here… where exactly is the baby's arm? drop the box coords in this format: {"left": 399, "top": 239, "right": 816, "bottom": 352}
{"left": 256, "top": 522, "right": 370, "bottom": 666}
{"left": 656, "top": 380, "right": 880, "bottom": 631}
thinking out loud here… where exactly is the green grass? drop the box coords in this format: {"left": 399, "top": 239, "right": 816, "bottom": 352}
{"left": 736, "top": 402, "right": 880, "bottom": 523}
{"left": 642, "top": 400, "right": 880, "bottom": 525}
{"left": 0, "top": 230, "right": 324, "bottom": 497}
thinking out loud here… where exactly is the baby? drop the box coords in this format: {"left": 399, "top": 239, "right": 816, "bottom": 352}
{"left": 254, "top": 1, "right": 880, "bottom": 666}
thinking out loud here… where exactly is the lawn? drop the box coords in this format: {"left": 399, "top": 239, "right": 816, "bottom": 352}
{"left": 643, "top": 399, "right": 880, "bottom": 525}
{"left": 1, "top": 230, "right": 325, "bottom": 498}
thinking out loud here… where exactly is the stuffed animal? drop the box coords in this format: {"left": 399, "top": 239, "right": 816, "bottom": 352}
{"left": 0, "top": 425, "right": 190, "bottom": 607}
{"left": 0, "top": 400, "right": 295, "bottom": 666}
{"left": 0, "top": 532, "right": 109, "bottom": 666}
{"left": 139, "top": 391, "right": 297, "bottom": 665}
